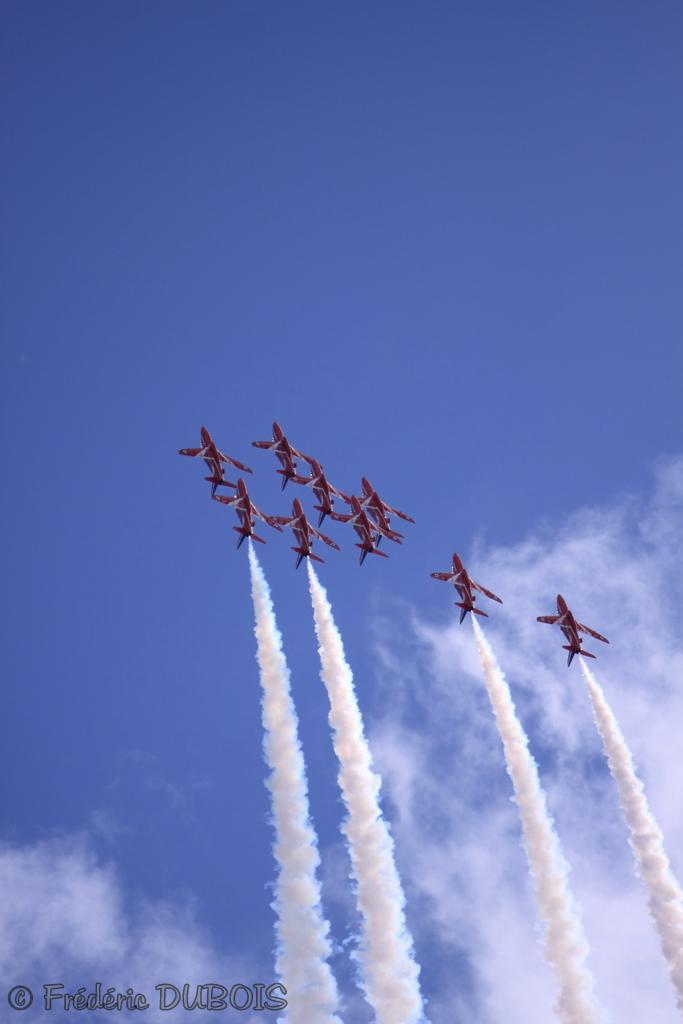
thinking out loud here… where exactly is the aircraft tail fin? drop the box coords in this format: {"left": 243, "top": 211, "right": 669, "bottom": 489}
{"left": 563, "top": 645, "right": 595, "bottom": 666}
{"left": 356, "top": 543, "right": 388, "bottom": 563}
{"left": 233, "top": 526, "right": 265, "bottom": 547}
{"left": 456, "top": 601, "right": 486, "bottom": 623}
{"left": 205, "top": 475, "right": 235, "bottom": 488}
{"left": 292, "top": 547, "right": 323, "bottom": 569}
{"left": 313, "top": 505, "right": 328, "bottom": 526}
{"left": 277, "top": 469, "right": 292, "bottom": 491}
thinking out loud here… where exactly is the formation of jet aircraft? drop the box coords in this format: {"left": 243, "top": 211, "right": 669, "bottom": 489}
{"left": 180, "top": 425, "right": 611, "bottom": 665}
{"left": 179, "top": 422, "right": 414, "bottom": 569}
{"left": 249, "top": 422, "right": 414, "bottom": 566}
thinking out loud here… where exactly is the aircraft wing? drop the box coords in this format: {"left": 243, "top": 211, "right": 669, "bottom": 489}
{"left": 382, "top": 501, "right": 415, "bottom": 524}
{"left": 310, "top": 525, "right": 340, "bottom": 549}
{"left": 431, "top": 571, "right": 454, "bottom": 582}
{"left": 178, "top": 446, "right": 208, "bottom": 457}
{"left": 374, "top": 521, "right": 403, "bottom": 544}
{"left": 253, "top": 506, "right": 283, "bottom": 531}
{"left": 472, "top": 581, "right": 503, "bottom": 604}
{"left": 537, "top": 615, "right": 560, "bottom": 624}
{"left": 212, "top": 494, "right": 236, "bottom": 506}
{"left": 370, "top": 511, "right": 403, "bottom": 539}
{"left": 291, "top": 446, "right": 316, "bottom": 463}
{"left": 328, "top": 481, "right": 351, "bottom": 501}
{"left": 219, "top": 451, "right": 253, "bottom": 473}
{"left": 577, "top": 622, "right": 609, "bottom": 644}
{"left": 270, "top": 515, "right": 295, "bottom": 527}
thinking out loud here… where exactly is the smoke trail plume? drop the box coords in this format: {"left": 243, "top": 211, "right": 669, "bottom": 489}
{"left": 307, "top": 563, "right": 426, "bottom": 1024}
{"left": 248, "top": 546, "right": 341, "bottom": 1024}
{"left": 471, "top": 619, "right": 599, "bottom": 1024}
{"left": 581, "top": 661, "right": 683, "bottom": 1011}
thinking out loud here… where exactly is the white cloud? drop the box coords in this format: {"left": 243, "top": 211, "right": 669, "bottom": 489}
{"left": 0, "top": 836, "right": 268, "bottom": 1023}
{"left": 369, "top": 457, "right": 683, "bottom": 1023}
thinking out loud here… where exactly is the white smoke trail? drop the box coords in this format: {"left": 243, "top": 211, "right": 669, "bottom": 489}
{"left": 581, "top": 661, "right": 683, "bottom": 1012}
{"left": 247, "top": 546, "right": 341, "bottom": 1024}
{"left": 471, "top": 619, "right": 599, "bottom": 1024}
{"left": 306, "top": 563, "right": 426, "bottom": 1024}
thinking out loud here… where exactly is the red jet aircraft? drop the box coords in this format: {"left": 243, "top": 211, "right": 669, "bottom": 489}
{"left": 178, "top": 426, "right": 253, "bottom": 495}
{"left": 537, "top": 595, "right": 609, "bottom": 666}
{"left": 272, "top": 498, "right": 340, "bottom": 568}
{"left": 357, "top": 477, "right": 415, "bottom": 532}
{"left": 291, "top": 458, "right": 349, "bottom": 526}
{"left": 335, "top": 507, "right": 385, "bottom": 565}
{"left": 331, "top": 496, "right": 403, "bottom": 565}
{"left": 252, "top": 422, "right": 312, "bottom": 490}
{"left": 212, "top": 478, "right": 282, "bottom": 548}
{"left": 431, "top": 553, "right": 503, "bottom": 623}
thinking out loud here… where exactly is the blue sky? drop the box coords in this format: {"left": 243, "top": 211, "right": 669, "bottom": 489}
{"left": 1, "top": 3, "right": 683, "bottom": 1021}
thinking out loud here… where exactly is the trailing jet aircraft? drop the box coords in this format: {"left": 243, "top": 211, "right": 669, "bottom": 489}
{"left": 357, "top": 477, "right": 415, "bottom": 531}
{"left": 431, "top": 553, "right": 503, "bottom": 623}
{"left": 178, "top": 426, "right": 252, "bottom": 495}
{"left": 291, "top": 458, "right": 349, "bottom": 525}
{"left": 332, "top": 495, "right": 403, "bottom": 565}
{"left": 537, "top": 594, "right": 609, "bottom": 666}
{"left": 251, "top": 422, "right": 312, "bottom": 490}
{"left": 212, "top": 478, "right": 282, "bottom": 547}
{"left": 272, "top": 498, "right": 340, "bottom": 568}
